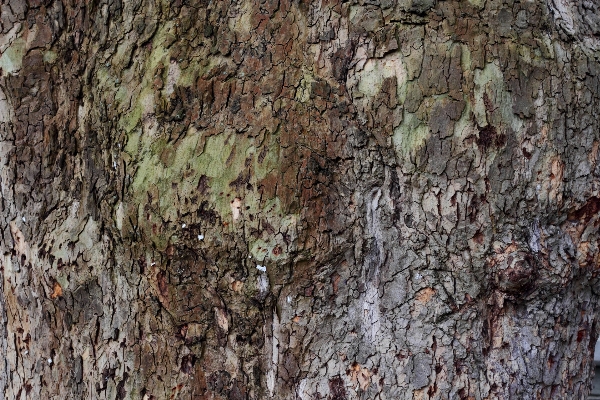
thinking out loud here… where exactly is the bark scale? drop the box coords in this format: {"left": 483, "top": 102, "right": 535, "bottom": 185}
{"left": 1, "top": 0, "right": 600, "bottom": 399}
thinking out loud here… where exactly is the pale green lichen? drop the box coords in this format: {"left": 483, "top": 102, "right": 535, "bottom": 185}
{"left": 392, "top": 111, "right": 429, "bottom": 157}
{"left": 460, "top": 44, "right": 472, "bottom": 72}
{"left": 356, "top": 55, "right": 407, "bottom": 99}
{"left": 538, "top": 34, "right": 555, "bottom": 59}
{"left": 43, "top": 50, "right": 58, "bottom": 64}
{"left": 248, "top": 199, "right": 297, "bottom": 264}
{"left": 467, "top": 0, "right": 486, "bottom": 9}
{"left": 452, "top": 98, "right": 474, "bottom": 139}
{"left": 473, "top": 62, "right": 522, "bottom": 133}
{"left": 100, "top": 22, "right": 173, "bottom": 134}
{"left": 127, "top": 120, "right": 284, "bottom": 249}
{"left": 518, "top": 45, "right": 532, "bottom": 65}
{"left": 55, "top": 275, "right": 69, "bottom": 293}
{"left": 229, "top": 1, "right": 254, "bottom": 37}
{"left": 112, "top": 38, "right": 136, "bottom": 71}
{"left": 0, "top": 38, "right": 25, "bottom": 74}
{"left": 107, "top": 20, "right": 289, "bottom": 251}
{"left": 296, "top": 72, "right": 315, "bottom": 103}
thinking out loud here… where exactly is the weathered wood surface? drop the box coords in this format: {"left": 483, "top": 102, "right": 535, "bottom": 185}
{"left": 1, "top": 0, "right": 600, "bottom": 398}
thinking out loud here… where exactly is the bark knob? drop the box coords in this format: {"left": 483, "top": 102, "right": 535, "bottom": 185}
{"left": 494, "top": 251, "right": 535, "bottom": 294}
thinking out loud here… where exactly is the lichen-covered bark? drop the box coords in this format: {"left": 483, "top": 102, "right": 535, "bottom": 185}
{"left": 2, "top": 0, "right": 600, "bottom": 398}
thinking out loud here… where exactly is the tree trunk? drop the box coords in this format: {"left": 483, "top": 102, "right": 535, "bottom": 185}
{"left": 2, "top": 0, "right": 600, "bottom": 398}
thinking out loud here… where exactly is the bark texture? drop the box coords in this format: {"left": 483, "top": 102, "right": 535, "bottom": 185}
{"left": 2, "top": 0, "right": 600, "bottom": 399}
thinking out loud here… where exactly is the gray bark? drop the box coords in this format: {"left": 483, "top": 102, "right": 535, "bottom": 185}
{"left": 1, "top": 0, "right": 600, "bottom": 399}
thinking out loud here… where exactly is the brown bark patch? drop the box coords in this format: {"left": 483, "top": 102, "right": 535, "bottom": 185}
{"left": 230, "top": 280, "right": 244, "bottom": 292}
{"left": 207, "top": 370, "right": 231, "bottom": 395}
{"left": 549, "top": 156, "right": 564, "bottom": 203}
{"left": 347, "top": 362, "right": 372, "bottom": 390}
{"left": 332, "top": 273, "right": 341, "bottom": 295}
{"left": 472, "top": 230, "right": 485, "bottom": 244}
{"left": 50, "top": 281, "right": 62, "bottom": 299}
{"left": 180, "top": 354, "right": 196, "bottom": 375}
{"left": 328, "top": 376, "right": 347, "bottom": 400}
{"left": 197, "top": 174, "right": 210, "bottom": 195}
{"left": 272, "top": 245, "right": 282, "bottom": 256}
{"left": 590, "top": 141, "right": 600, "bottom": 165}
{"left": 567, "top": 197, "right": 600, "bottom": 223}
{"left": 413, "top": 388, "right": 427, "bottom": 400}
{"left": 427, "top": 382, "right": 438, "bottom": 397}
{"left": 476, "top": 124, "right": 506, "bottom": 150}
{"left": 415, "top": 287, "right": 436, "bottom": 304}
{"left": 9, "top": 221, "right": 27, "bottom": 255}
{"left": 157, "top": 271, "right": 168, "bottom": 298}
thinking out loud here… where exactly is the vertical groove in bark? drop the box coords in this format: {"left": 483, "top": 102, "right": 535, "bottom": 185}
{"left": 1, "top": 0, "right": 600, "bottom": 399}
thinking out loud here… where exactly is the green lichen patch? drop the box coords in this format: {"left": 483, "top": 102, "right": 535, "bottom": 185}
{"left": 126, "top": 121, "right": 285, "bottom": 250}
{"left": 473, "top": 61, "right": 522, "bottom": 134}
{"left": 393, "top": 111, "right": 429, "bottom": 158}
{"left": 0, "top": 38, "right": 25, "bottom": 74}
{"left": 43, "top": 50, "right": 57, "bottom": 64}
{"left": 356, "top": 55, "right": 407, "bottom": 100}
{"left": 248, "top": 198, "right": 298, "bottom": 265}
{"left": 466, "top": 0, "right": 486, "bottom": 9}
{"left": 296, "top": 71, "right": 315, "bottom": 103}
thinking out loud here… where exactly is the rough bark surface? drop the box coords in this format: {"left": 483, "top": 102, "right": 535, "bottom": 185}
{"left": 2, "top": 0, "right": 600, "bottom": 399}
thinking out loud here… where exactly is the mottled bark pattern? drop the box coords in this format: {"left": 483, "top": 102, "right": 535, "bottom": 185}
{"left": 1, "top": 0, "right": 600, "bottom": 399}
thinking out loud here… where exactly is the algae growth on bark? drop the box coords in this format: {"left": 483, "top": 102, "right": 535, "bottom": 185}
{"left": 2, "top": 0, "right": 600, "bottom": 398}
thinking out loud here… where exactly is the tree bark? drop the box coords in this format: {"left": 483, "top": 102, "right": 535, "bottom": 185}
{"left": 2, "top": 0, "right": 600, "bottom": 398}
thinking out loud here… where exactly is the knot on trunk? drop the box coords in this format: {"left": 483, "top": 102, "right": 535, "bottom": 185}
{"left": 492, "top": 251, "right": 536, "bottom": 295}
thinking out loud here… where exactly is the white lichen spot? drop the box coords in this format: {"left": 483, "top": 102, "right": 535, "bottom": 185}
{"left": 362, "top": 285, "right": 381, "bottom": 344}
{"left": 415, "top": 273, "right": 422, "bottom": 280}
{"left": 258, "top": 274, "right": 269, "bottom": 294}
{"left": 116, "top": 202, "right": 124, "bottom": 231}
{"left": 529, "top": 220, "right": 541, "bottom": 253}
{"left": 165, "top": 60, "right": 181, "bottom": 96}
{"left": 267, "top": 309, "right": 280, "bottom": 396}
{"left": 230, "top": 197, "right": 242, "bottom": 221}
{"left": 266, "top": 370, "right": 276, "bottom": 396}
{"left": 214, "top": 307, "right": 229, "bottom": 332}
{"left": 70, "top": 200, "right": 80, "bottom": 219}
{"left": 297, "top": 379, "right": 308, "bottom": 400}
{"left": 256, "top": 265, "right": 266, "bottom": 272}
{"left": 547, "top": 0, "right": 577, "bottom": 36}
